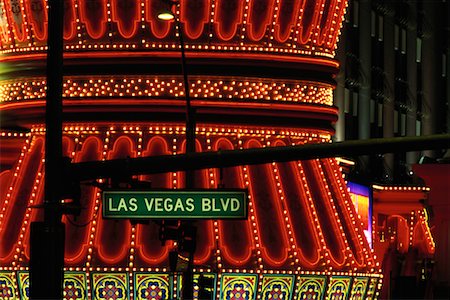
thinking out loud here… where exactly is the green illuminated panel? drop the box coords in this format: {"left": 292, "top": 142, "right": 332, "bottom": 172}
{"left": 102, "top": 190, "right": 247, "bottom": 219}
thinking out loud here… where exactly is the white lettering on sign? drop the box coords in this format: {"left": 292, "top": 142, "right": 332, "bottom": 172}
{"left": 201, "top": 198, "right": 240, "bottom": 212}
{"left": 108, "top": 197, "right": 140, "bottom": 212}
{"left": 143, "top": 197, "right": 197, "bottom": 212}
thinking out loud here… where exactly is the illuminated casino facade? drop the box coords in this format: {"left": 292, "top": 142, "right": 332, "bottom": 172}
{"left": 0, "top": 0, "right": 390, "bottom": 299}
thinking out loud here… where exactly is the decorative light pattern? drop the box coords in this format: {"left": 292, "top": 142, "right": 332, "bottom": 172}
{"left": 92, "top": 273, "right": 129, "bottom": 300}
{"left": 0, "top": 271, "right": 17, "bottom": 299}
{"left": 260, "top": 275, "right": 295, "bottom": 300}
{"left": 0, "top": 0, "right": 346, "bottom": 57}
{"left": 0, "top": 77, "right": 334, "bottom": 106}
{"left": 0, "top": 1, "right": 389, "bottom": 298}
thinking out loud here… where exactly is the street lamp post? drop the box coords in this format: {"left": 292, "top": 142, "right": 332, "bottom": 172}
{"left": 29, "top": 0, "right": 65, "bottom": 298}
{"left": 158, "top": 1, "right": 196, "bottom": 299}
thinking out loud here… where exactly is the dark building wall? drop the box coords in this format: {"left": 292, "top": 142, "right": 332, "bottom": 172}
{"left": 334, "top": 0, "right": 449, "bottom": 184}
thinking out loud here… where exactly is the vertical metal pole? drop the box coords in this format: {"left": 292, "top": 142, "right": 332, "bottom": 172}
{"left": 176, "top": 12, "right": 196, "bottom": 300}
{"left": 177, "top": 18, "right": 196, "bottom": 185}
{"left": 30, "top": 0, "right": 65, "bottom": 298}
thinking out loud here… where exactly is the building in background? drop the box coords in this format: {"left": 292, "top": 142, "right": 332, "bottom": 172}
{"left": 335, "top": 0, "right": 449, "bottom": 298}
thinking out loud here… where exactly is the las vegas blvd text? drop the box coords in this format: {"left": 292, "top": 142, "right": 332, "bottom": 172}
{"left": 107, "top": 196, "right": 242, "bottom": 213}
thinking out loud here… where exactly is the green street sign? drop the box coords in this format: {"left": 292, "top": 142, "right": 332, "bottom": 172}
{"left": 102, "top": 190, "right": 247, "bottom": 219}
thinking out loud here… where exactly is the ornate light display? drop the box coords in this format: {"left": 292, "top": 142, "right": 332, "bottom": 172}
{"left": 0, "top": 0, "right": 384, "bottom": 299}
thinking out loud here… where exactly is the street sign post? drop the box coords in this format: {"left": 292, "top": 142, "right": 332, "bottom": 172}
{"left": 102, "top": 190, "right": 247, "bottom": 219}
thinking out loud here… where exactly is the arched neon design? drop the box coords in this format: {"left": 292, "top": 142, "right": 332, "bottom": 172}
{"left": 297, "top": 0, "right": 324, "bottom": 44}
{"left": 301, "top": 159, "right": 346, "bottom": 267}
{"left": 412, "top": 218, "right": 435, "bottom": 255}
{"left": 0, "top": 170, "right": 12, "bottom": 202}
{"left": 316, "top": 0, "right": 335, "bottom": 46}
{"left": 111, "top": 0, "right": 140, "bottom": 39}
{"left": 214, "top": 138, "right": 254, "bottom": 266}
{"left": 214, "top": 0, "right": 244, "bottom": 41}
{"left": 64, "top": 137, "right": 102, "bottom": 265}
{"left": 247, "top": 0, "right": 275, "bottom": 41}
{"left": 273, "top": 0, "right": 301, "bottom": 43}
{"left": 180, "top": 0, "right": 209, "bottom": 39}
{"left": 63, "top": 0, "right": 77, "bottom": 40}
{"left": 95, "top": 136, "right": 135, "bottom": 265}
{"left": 325, "top": 159, "right": 368, "bottom": 268}
{"left": 387, "top": 216, "right": 409, "bottom": 253}
{"left": 0, "top": 1, "right": 11, "bottom": 44}
{"left": 273, "top": 140, "right": 321, "bottom": 268}
{"left": 79, "top": 0, "right": 107, "bottom": 39}
{"left": 145, "top": 0, "right": 172, "bottom": 39}
{"left": 6, "top": 0, "right": 26, "bottom": 42}
{"left": 328, "top": 0, "right": 347, "bottom": 49}
{"left": 245, "top": 139, "right": 290, "bottom": 267}
{"left": 136, "top": 136, "right": 171, "bottom": 265}
{"left": 0, "top": 137, "right": 43, "bottom": 263}
{"left": 26, "top": 0, "right": 47, "bottom": 41}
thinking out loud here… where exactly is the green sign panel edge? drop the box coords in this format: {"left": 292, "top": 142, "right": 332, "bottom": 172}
{"left": 102, "top": 189, "right": 248, "bottom": 219}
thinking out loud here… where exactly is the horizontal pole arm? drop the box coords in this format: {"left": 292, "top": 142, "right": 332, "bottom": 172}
{"left": 70, "top": 134, "right": 450, "bottom": 181}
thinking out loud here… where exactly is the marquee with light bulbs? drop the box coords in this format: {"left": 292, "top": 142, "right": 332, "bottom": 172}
{"left": 0, "top": 0, "right": 384, "bottom": 299}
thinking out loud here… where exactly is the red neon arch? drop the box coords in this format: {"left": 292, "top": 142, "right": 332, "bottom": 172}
{"left": 79, "top": 0, "right": 107, "bottom": 39}
{"left": 145, "top": 0, "right": 172, "bottom": 39}
{"left": 136, "top": 136, "right": 171, "bottom": 265}
{"left": 245, "top": 139, "right": 290, "bottom": 267}
{"left": 316, "top": 0, "right": 336, "bottom": 46}
{"left": 273, "top": 140, "right": 321, "bottom": 268}
{"left": 214, "top": 138, "right": 254, "bottom": 266}
{"left": 111, "top": 0, "right": 140, "bottom": 39}
{"left": 301, "top": 159, "right": 346, "bottom": 268}
{"left": 247, "top": 0, "right": 275, "bottom": 41}
{"left": 64, "top": 137, "right": 102, "bottom": 265}
{"left": 297, "top": 0, "right": 324, "bottom": 44}
{"left": 214, "top": 0, "right": 244, "bottom": 41}
{"left": 26, "top": 0, "right": 47, "bottom": 41}
{"left": 0, "top": 137, "right": 43, "bottom": 263}
{"left": 95, "top": 136, "right": 135, "bottom": 265}
{"left": 180, "top": 0, "right": 209, "bottom": 39}
{"left": 273, "top": 0, "right": 301, "bottom": 43}
{"left": 63, "top": 0, "right": 77, "bottom": 40}
{"left": 6, "top": 0, "right": 27, "bottom": 42}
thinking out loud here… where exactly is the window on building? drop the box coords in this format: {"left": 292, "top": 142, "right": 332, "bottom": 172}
{"left": 416, "top": 37, "right": 422, "bottom": 63}
{"left": 353, "top": 0, "right": 359, "bottom": 28}
{"left": 400, "top": 112, "right": 406, "bottom": 136}
{"left": 401, "top": 28, "right": 407, "bottom": 54}
{"left": 370, "top": 99, "right": 376, "bottom": 123}
{"left": 378, "top": 15, "right": 384, "bottom": 41}
{"left": 416, "top": 119, "right": 422, "bottom": 136}
{"left": 352, "top": 92, "right": 359, "bottom": 117}
{"left": 378, "top": 103, "right": 383, "bottom": 127}
{"left": 394, "top": 24, "right": 399, "bottom": 50}
{"left": 344, "top": 88, "right": 350, "bottom": 113}
{"left": 371, "top": 10, "right": 376, "bottom": 37}
{"left": 443, "top": 54, "right": 447, "bottom": 77}
{"left": 394, "top": 109, "right": 399, "bottom": 134}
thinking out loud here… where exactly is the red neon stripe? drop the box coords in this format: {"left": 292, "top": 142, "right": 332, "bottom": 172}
{"left": 214, "top": 0, "right": 244, "bottom": 41}
{"left": 95, "top": 137, "right": 135, "bottom": 265}
{"left": 214, "top": 138, "right": 254, "bottom": 266}
{"left": 79, "top": 0, "right": 107, "bottom": 39}
{"left": 136, "top": 137, "right": 171, "bottom": 265}
{"left": 111, "top": 0, "right": 140, "bottom": 39}
{"left": 180, "top": 0, "right": 209, "bottom": 39}
{"left": 245, "top": 139, "right": 290, "bottom": 267}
